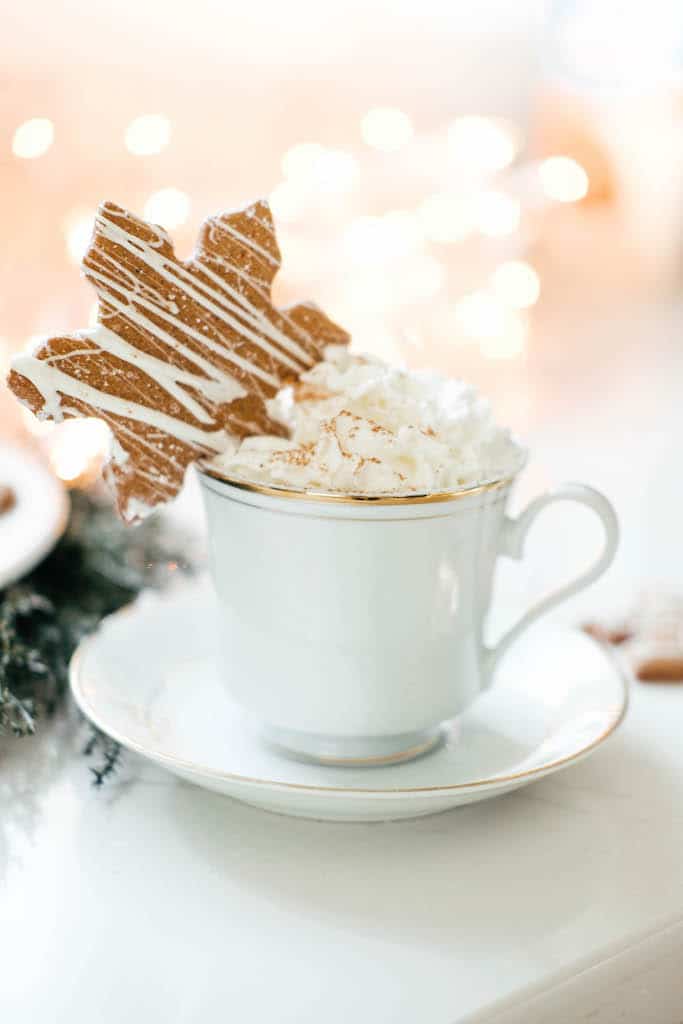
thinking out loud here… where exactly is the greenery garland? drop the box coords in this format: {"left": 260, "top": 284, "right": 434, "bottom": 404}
{"left": 0, "top": 491, "right": 194, "bottom": 781}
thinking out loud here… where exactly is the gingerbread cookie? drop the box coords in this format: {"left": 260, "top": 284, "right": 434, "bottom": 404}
{"left": 0, "top": 485, "right": 15, "bottom": 515}
{"left": 8, "top": 200, "right": 349, "bottom": 522}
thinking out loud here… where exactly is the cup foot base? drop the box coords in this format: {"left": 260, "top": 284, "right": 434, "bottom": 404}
{"left": 261, "top": 725, "right": 444, "bottom": 767}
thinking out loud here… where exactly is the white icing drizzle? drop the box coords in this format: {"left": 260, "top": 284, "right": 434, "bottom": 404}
{"left": 9, "top": 199, "right": 347, "bottom": 518}
{"left": 96, "top": 209, "right": 314, "bottom": 373}
{"left": 12, "top": 346, "right": 226, "bottom": 451}
{"left": 187, "top": 252, "right": 313, "bottom": 361}
{"left": 198, "top": 244, "right": 318, "bottom": 351}
{"left": 88, "top": 326, "right": 241, "bottom": 421}
{"left": 88, "top": 261, "right": 282, "bottom": 390}
{"left": 216, "top": 218, "right": 279, "bottom": 267}
{"left": 11, "top": 203, "right": 323, "bottom": 454}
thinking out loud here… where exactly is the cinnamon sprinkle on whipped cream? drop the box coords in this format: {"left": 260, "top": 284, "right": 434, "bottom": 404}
{"left": 209, "top": 346, "right": 525, "bottom": 494}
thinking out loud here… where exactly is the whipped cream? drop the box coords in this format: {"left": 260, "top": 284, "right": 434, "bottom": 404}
{"left": 209, "top": 346, "right": 525, "bottom": 494}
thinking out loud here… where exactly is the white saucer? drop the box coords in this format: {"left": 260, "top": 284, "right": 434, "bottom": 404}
{"left": 0, "top": 443, "right": 69, "bottom": 589}
{"left": 70, "top": 580, "right": 628, "bottom": 822}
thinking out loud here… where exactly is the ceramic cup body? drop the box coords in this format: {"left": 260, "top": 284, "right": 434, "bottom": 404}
{"left": 199, "top": 471, "right": 618, "bottom": 765}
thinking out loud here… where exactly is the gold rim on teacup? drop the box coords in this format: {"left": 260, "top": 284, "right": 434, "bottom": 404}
{"left": 197, "top": 462, "right": 518, "bottom": 505}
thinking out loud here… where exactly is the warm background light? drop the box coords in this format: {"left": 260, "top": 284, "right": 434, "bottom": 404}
{"left": 491, "top": 261, "right": 540, "bottom": 308}
{"left": 284, "top": 146, "right": 359, "bottom": 194}
{"left": 360, "top": 107, "right": 414, "bottom": 152}
{"left": 447, "top": 116, "right": 517, "bottom": 173}
{"left": 479, "top": 312, "right": 526, "bottom": 359}
{"left": 125, "top": 114, "right": 172, "bottom": 156}
{"left": 281, "top": 142, "right": 325, "bottom": 179}
{"left": 2, "top": 0, "right": 673, "bottom": 468}
{"left": 0, "top": 337, "right": 10, "bottom": 373}
{"left": 269, "top": 180, "right": 306, "bottom": 223}
{"left": 410, "top": 258, "right": 445, "bottom": 300}
{"left": 143, "top": 188, "right": 190, "bottom": 229}
{"left": 454, "top": 290, "right": 527, "bottom": 359}
{"left": 12, "top": 117, "right": 54, "bottom": 159}
{"left": 539, "top": 156, "right": 589, "bottom": 203}
{"left": 455, "top": 291, "right": 505, "bottom": 338}
{"left": 418, "top": 194, "right": 473, "bottom": 244}
{"left": 48, "top": 418, "right": 110, "bottom": 486}
{"left": 64, "top": 209, "right": 95, "bottom": 265}
{"left": 475, "top": 191, "right": 520, "bottom": 236}
{"left": 315, "top": 150, "right": 360, "bottom": 194}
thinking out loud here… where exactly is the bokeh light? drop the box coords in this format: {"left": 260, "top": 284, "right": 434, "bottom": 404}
{"left": 479, "top": 314, "right": 526, "bottom": 358}
{"left": 20, "top": 406, "right": 54, "bottom": 439}
{"left": 455, "top": 290, "right": 526, "bottom": 358}
{"left": 64, "top": 209, "right": 95, "bottom": 265}
{"left": 281, "top": 142, "right": 359, "bottom": 194}
{"left": 491, "top": 260, "right": 540, "bottom": 308}
{"left": 144, "top": 187, "right": 190, "bottom": 229}
{"left": 12, "top": 118, "right": 54, "bottom": 159}
{"left": 409, "top": 259, "right": 445, "bottom": 300}
{"left": 342, "top": 215, "right": 394, "bottom": 264}
{"left": 539, "top": 156, "right": 589, "bottom": 203}
{"left": 270, "top": 180, "right": 307, "bottom": 223}
{"left": 475, "top": 190, "right": 520, "bottom": 236}
{"left": 282, "top": 142, "right": 325, "bottom": 179}
{"left": 48, "top": 418, "right": 111, "bottom": 485}
{"left": 447, "top": 116, "right": 517, "bottom": 173}
{"left": 418, "top": 193, "right": 473, "bottom": 244}
{"left": 455, "top": 291, "right": 507, "bottom": 338}
{"left": 125, "top": 114, "right": 171, "bottom": 156}
{"left": 360, "top": 107, "right": 414, "bottom": 152}
{"left": 315, "top": 149, "right": 360, "bottom": 193}
{"left": 381, "top": 209, "right": 423, "bottom": 251}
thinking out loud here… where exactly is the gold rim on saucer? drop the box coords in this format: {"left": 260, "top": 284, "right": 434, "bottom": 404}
{"left": 69, "top": 615, "right": 628, "bottom": 797}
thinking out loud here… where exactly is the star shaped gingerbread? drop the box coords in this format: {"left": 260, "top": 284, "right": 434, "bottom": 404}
{"left": 8, "top": 200, "right": 349, "bottom": 522}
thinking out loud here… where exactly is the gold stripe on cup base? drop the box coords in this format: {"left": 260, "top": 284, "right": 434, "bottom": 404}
{"left": 269, "top": 731, "right": 443, "bottom": 768}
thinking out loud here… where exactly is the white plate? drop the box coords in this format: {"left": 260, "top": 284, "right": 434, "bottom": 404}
{"left": 0, "top": 443, "right": 69, "bottom": 589}
{"left": 70, "top": 580, "right": 628, "bottom": 821}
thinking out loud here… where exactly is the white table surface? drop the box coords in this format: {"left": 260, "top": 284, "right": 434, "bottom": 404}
{"left": 2, "top": 298, "right": 683, "bottom": 1022}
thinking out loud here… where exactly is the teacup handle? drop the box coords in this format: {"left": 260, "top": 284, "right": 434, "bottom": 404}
{"left": 483, "top": 483, "right": 619, "bottom": 685}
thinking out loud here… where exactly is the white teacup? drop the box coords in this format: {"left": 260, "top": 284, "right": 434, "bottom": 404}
{"left": 199, "top": 467, "right": 618, "bottom": 765}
